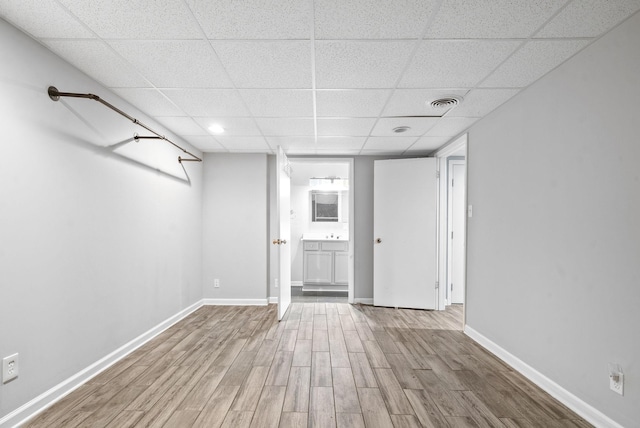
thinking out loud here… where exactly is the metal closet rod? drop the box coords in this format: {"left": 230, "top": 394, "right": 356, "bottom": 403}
{"left": 47, "top": 86, "right": 202, "bottom": 163}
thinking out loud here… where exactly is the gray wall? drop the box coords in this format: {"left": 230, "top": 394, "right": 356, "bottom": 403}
{"left": 202, "top": 153, "right": 268, "bottom": 301}
{"left": 0, "top": 19, "right": 203, "bottom": 421}
{"left": 465, "top": 12, "right": 640, "bottom": 427}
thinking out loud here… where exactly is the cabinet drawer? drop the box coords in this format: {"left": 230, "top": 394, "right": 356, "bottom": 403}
{"left": 304, "top": 241, "right": 320, "bottom": 250}
{"left": 321, "top": 241, "right": 348, "bottom": 252}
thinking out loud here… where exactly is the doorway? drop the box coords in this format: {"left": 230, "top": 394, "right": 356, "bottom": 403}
{"left": 436, "top": 134, "right": 467, "bottom": 327}
{"left": 447, "top": 157, "right": 466, "bottom": 305}
{"left": 287, "top": 158, "right": 354, "bottom": 304}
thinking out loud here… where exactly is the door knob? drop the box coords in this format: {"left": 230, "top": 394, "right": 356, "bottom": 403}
{"left": 375, "top": 238, "right": 382, "bottom": 244}
{"left": 281, "top": 239, "right": 287, "bottom": 244}
{"left": 273, "top": 239, "right": 281, "bottom": 245}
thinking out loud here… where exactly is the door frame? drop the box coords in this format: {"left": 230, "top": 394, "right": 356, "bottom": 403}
{"left": 447, "top": 157, "right": 466, "bottom": 305}
{"left": 286, "top": 157, "right": 355, "bottom": 303}
{"left": 435, "top": 134, "right": 468, "bottom": 315}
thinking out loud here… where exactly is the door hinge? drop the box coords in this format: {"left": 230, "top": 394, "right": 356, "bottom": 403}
{"left": 452, "top": 178, "right": 454, "bottom": 187}
{"left": 436, "top": 171, "right": 440, "bottom": 179}
{"left": 435, "top": 281, "right": 439, "bottom": 290}
{"left": 451, "top": 231, "right": 453, "bottom": 239}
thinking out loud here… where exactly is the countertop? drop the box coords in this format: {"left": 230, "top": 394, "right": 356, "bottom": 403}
{"left": 301, "top": 233, "right": 348, "bottom": 241}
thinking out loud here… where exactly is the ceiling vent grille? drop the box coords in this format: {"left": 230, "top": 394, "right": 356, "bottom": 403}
{"left": 430, "top": 96, "right": 462, "bottom": 109}
{"left": 392, "top": 126, "right": 411, "bottom": 133}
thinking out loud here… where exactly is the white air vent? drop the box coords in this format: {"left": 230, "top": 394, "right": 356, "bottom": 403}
{"left": 392, "top": 126, "right": 411, "bottom": 133}
{"left": 429, "top": 96, "right": 462, "bottom": 109}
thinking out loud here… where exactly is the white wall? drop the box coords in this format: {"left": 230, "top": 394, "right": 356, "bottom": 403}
{"left": 465, "top": 12, "right": 640, "bottom": 427}
{"left": 202, "top": 153, "right": 268, "bottom": 302}
{"left": 0, "top": 19, "right": 203, "bottom": 422}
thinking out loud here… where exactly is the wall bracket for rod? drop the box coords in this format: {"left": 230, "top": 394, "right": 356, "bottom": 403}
{"left": 47, "top": 86, "right": 202, "bottom": 164}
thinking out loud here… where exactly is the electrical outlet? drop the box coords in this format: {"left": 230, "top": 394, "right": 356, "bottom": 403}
{"left": 214, "top": 279, "right": 220, "bottom": 288}
{"left": 610, "top": 373, "right": 624, "bottom": 396}
{"left": 2, "top": 353, "right": 19, "bottom": 384}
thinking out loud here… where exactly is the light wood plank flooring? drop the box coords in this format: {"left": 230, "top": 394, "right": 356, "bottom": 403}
{"left": 23, "top": 304, "right": 592, "bottom": 427}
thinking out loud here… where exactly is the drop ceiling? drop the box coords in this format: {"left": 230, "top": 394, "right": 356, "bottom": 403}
{"left": 2, "top": 0, "right": 639, "bottom": 156}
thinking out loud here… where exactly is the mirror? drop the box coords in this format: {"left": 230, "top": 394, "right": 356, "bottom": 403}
{"left": 311, "top": 191, "right": 339, "bottom": 222}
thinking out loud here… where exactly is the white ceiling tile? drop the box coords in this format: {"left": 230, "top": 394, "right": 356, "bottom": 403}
{"left": 111, "top": 89, "right": 185, "bottom": 116}
{"left": 315, "top": 41, "right": 415, "bottom": 89}
{"left": 186, "top": 0, "right": 309, "bottom": 39}
{"left": 44, "top": 40, "right": 150, "bottom": 87}
{"left": 289, "top": 148, "right": 320, "bottom": 155}
{"left": 316, "top": 90, "right": 391, "bottom": 117}
{"left": 183, "top": 136, "right": 226, "bottom": 152}
{"left": 426, "top": 0, "right": 563, "bottom": 38}
{"left": 481, "top": 40, "right": 590, "bottom": 88}
{"left": 362, "top": 137, "right": 418, "bottom": 151}
{"left": 371, "top": 117, "right": 439, "bottom": 137}
{"left": 162, "top": 89, "right": 249, "bottom": 117}
{"left": 536, "top": 0, "right": 640, "bottom": 38}
{"left": 266, "top": 136, "right": 317, "bottom": 150}
{"left": 58, "top": 0, "right": 200, "bottom": 39}
{"left": 154, "top": 117, "right": 207, "bottom": 136}
{"left": 314, "top": 0, "right": 438, "bottom": 39}
{"left": 193, "top": 117, "right": 262, "bottom": 136}
{"left": 256, "top": 118, "right": 314, "bottom": 136}
{"left": 316, "top": 137, "right": 367, "bottom": 150}
{"left": 424, "top": 117, "right": 478, "bottom": 137}
{"left": 213, "top": 136, "right": 271, "bottom": 151}
{"left": 0, "top": 0, "right": 93, "bottom": 38}
{"left": 317, "top": 149, "right": 362, "bottom": 155}
{"left": 317, "top": 118, "right": 376, "bottom": 136}
{"left": 382, "top": 89, "right": 468, "bottom": 117}
{"left": 240, "top": 90, "right": 314, "bottom": 117}
{"left": 446, "top": 89, "right": 519, "bottom": 117}
{"left": 406, "top": 136, "right": 453, "bottom": 152}
{"left": 108, "top": 40, "right": 233, "bottom": 88}
{"left": 399, "top": 40, "right": 520, "bottom": 88}
{"left": 212, "top": 41, "right": 311, "bottom": 88}
{"left": 360, "top": 149, "right": 404, "bottom": 155}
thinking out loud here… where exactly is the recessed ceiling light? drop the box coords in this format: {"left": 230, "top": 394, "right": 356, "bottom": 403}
{"left": 208, "top": 123, "right": 225, "bottom": 134}
{"left": 392, "top": 126, "right": 411, "bottom": 133}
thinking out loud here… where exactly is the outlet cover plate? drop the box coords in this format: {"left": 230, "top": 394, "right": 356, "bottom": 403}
{"left": 2, "top": 353, "right": 19, "bottom": 383}
{"left": 610, "top": 373, "right": 624, "bottom": 395}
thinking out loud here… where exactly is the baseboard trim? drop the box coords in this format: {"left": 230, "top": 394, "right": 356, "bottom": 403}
{"left": 0, "top": 300, "right": 204, "bottom": 428}
{"left": 203, "top": 298, "right": 268, "bottom": 306}
{"left": 268, "top": 297, "right": 278, "bottom": 304}
{"left": 353, "top": 298, "right": 373, "bottom": 305}
{"left": 464, "top": 325, "right": 624, "bottom": 428}
{"left": 291, "top": 281, "right": 303, "bottom": 287}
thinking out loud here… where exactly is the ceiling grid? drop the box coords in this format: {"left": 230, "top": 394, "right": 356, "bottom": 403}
{"left": 2, "top": 0, "right": 639, "bottom": 155}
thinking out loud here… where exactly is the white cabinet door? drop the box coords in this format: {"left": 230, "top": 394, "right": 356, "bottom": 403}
{"left": 374, "top": 158, "right": 437, "bottom": 310}
{"left": 333, "top": 252, "right": 349, "bottom": 285}
{"left": 303, "top": 251, "right": 333, "bottom": 284}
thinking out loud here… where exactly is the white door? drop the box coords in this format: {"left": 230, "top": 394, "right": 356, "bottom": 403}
{"left": 374, "top": 158, "right": 438, "bottom": 310}
{"left": 449, "top": 162, "right": 466, "bottom": 304}
{"left": 276, "top": 147, "right": 291, "bottom": 320}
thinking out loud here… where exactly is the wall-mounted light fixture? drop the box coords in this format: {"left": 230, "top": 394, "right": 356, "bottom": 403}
{"left": 309, "top": 177, "right": 348, "bottom": 190}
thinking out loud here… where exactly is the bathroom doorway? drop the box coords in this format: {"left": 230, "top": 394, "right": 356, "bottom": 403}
{"left": 288, "top": 158, "right": 354, "bottom": 303}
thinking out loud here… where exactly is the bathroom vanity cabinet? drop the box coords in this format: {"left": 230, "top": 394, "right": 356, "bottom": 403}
{"left": 302, "top": 239, "right": 348, "bottom": 292}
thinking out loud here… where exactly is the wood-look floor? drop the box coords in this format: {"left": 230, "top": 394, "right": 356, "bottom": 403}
{"left": 24, "top": 304, "right": 592, "bottom": 428}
